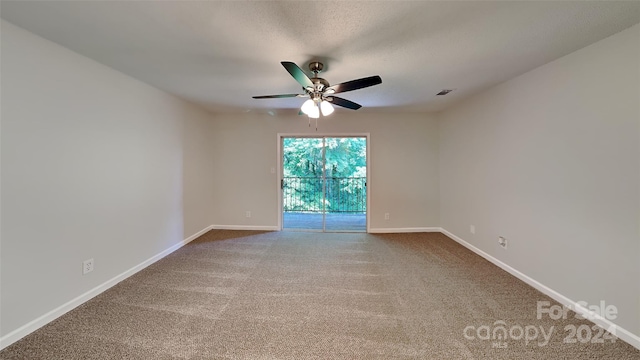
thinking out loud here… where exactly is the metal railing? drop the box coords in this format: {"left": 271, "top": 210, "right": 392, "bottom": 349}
{"left": 282, "top": 177, "right": 366, "bottom": 213}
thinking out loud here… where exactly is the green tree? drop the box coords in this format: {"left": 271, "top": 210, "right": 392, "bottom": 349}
{"left": 283, "top": 138, "right": 366, "bottom": 213}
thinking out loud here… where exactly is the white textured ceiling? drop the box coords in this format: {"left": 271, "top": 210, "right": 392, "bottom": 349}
{"left": 2, "top": 1, "right": 639, "bottom": 114}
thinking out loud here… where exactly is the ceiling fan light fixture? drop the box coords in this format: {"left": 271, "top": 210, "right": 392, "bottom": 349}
{"left": 308, "top": 105, "right": 320, "bottom": 118}
{"left": 320, "top": 100, "right": 334, "bottom": 116}
{"left": 300, "top": 99, "right": 315, "bottom": 115}
{"left": 254, "top": 61, "right": 382, "bottom": 123}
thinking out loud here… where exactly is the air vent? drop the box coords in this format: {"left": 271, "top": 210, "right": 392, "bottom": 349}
{"left": 436, "top": 89, "right": 454, "bottom": 96}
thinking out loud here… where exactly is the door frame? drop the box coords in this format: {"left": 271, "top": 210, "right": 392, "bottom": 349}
{"left": 277, "top": 133, "right": 371, "bottom": 232}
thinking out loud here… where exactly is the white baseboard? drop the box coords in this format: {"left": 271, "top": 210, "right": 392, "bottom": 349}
{"left": 212, "top": 225, "right": 279, "bottom": 231}
{"left": 183, "top": 225, "right": 215, "bottom": 243}
{"left": 0, "top": 225, "right": 214, "bottom": 350}
{"left": 440, "top": 228, "right": 640, "bottom": 351}
{"left": 369, "top": 227, "right": 441, "bottom": 233}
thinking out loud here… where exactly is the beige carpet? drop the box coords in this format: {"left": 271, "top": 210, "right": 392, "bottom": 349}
{"left": 1, "top": 230, "right": 638, "bottom": 359}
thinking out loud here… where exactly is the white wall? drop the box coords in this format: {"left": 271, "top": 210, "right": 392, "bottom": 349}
{"left": 183, "top": 110, "right": 215, "bottom": 238}
{"left": 438, "top": 24, "right": 640, "bottom": 337}
{"left": 0, "top": 20, "right": 214, "bottom": 340}
{"left": 210, "top": 111, "right": 439, "bottom": 231}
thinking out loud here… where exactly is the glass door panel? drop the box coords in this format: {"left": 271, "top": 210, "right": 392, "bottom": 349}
{"left": 324, "top": 137, "right": 367, "bottom": 232}
{"left": 282, "top": 137, "right": 325, "bottom": 231}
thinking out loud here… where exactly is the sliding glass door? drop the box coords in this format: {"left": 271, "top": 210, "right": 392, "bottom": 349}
{"left": 282, "top": 136, "right": 367, "bottom": 232}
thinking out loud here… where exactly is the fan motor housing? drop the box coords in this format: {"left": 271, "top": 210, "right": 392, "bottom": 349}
{"left": 312, "top": 77, "right": 330, "bottom": 88}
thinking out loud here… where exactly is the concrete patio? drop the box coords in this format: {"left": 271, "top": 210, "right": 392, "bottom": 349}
{"left": 283, "top": 212, "right": 366, "bottom": 232}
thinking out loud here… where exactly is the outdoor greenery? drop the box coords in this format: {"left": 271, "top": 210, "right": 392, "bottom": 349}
{"left": 282, "top": 137, "right": 366, "bottom": 213}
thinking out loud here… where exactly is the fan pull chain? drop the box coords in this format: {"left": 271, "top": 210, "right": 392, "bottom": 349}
{"left": 315, "top": 117, "right": 318, "bottom": 131}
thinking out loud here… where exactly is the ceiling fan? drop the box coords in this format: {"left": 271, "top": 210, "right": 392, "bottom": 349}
{"left": 253, "top": 61, "right": 382, "bottom": 118}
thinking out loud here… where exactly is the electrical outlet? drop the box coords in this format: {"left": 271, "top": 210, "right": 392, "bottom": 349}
{"left": 83, "top": 258, "right": 94, "bottom": 275}
{"left": 384, "top": 213, "right": 390, "bottom": 220}
{"left": 245, "top": 211, "right": 251, "bottom": 218}
{"left": 470, "top": 225, "right": 475, "bottom": 234}
{"left": 498, "top": 236, "right": 508, "bottom": 249}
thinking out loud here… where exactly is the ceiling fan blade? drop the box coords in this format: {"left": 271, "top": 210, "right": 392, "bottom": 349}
{"left": 326, "top": 75, "right": 382, "bottom": 94}
{"left": 281, "top": 61, "right": 314, "bottom": 88}
{"left": 326, "top": 96, "right": 362, "bottom": 110}
{"left": 252, "top": 94, "right": 305, "bottom": 99}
